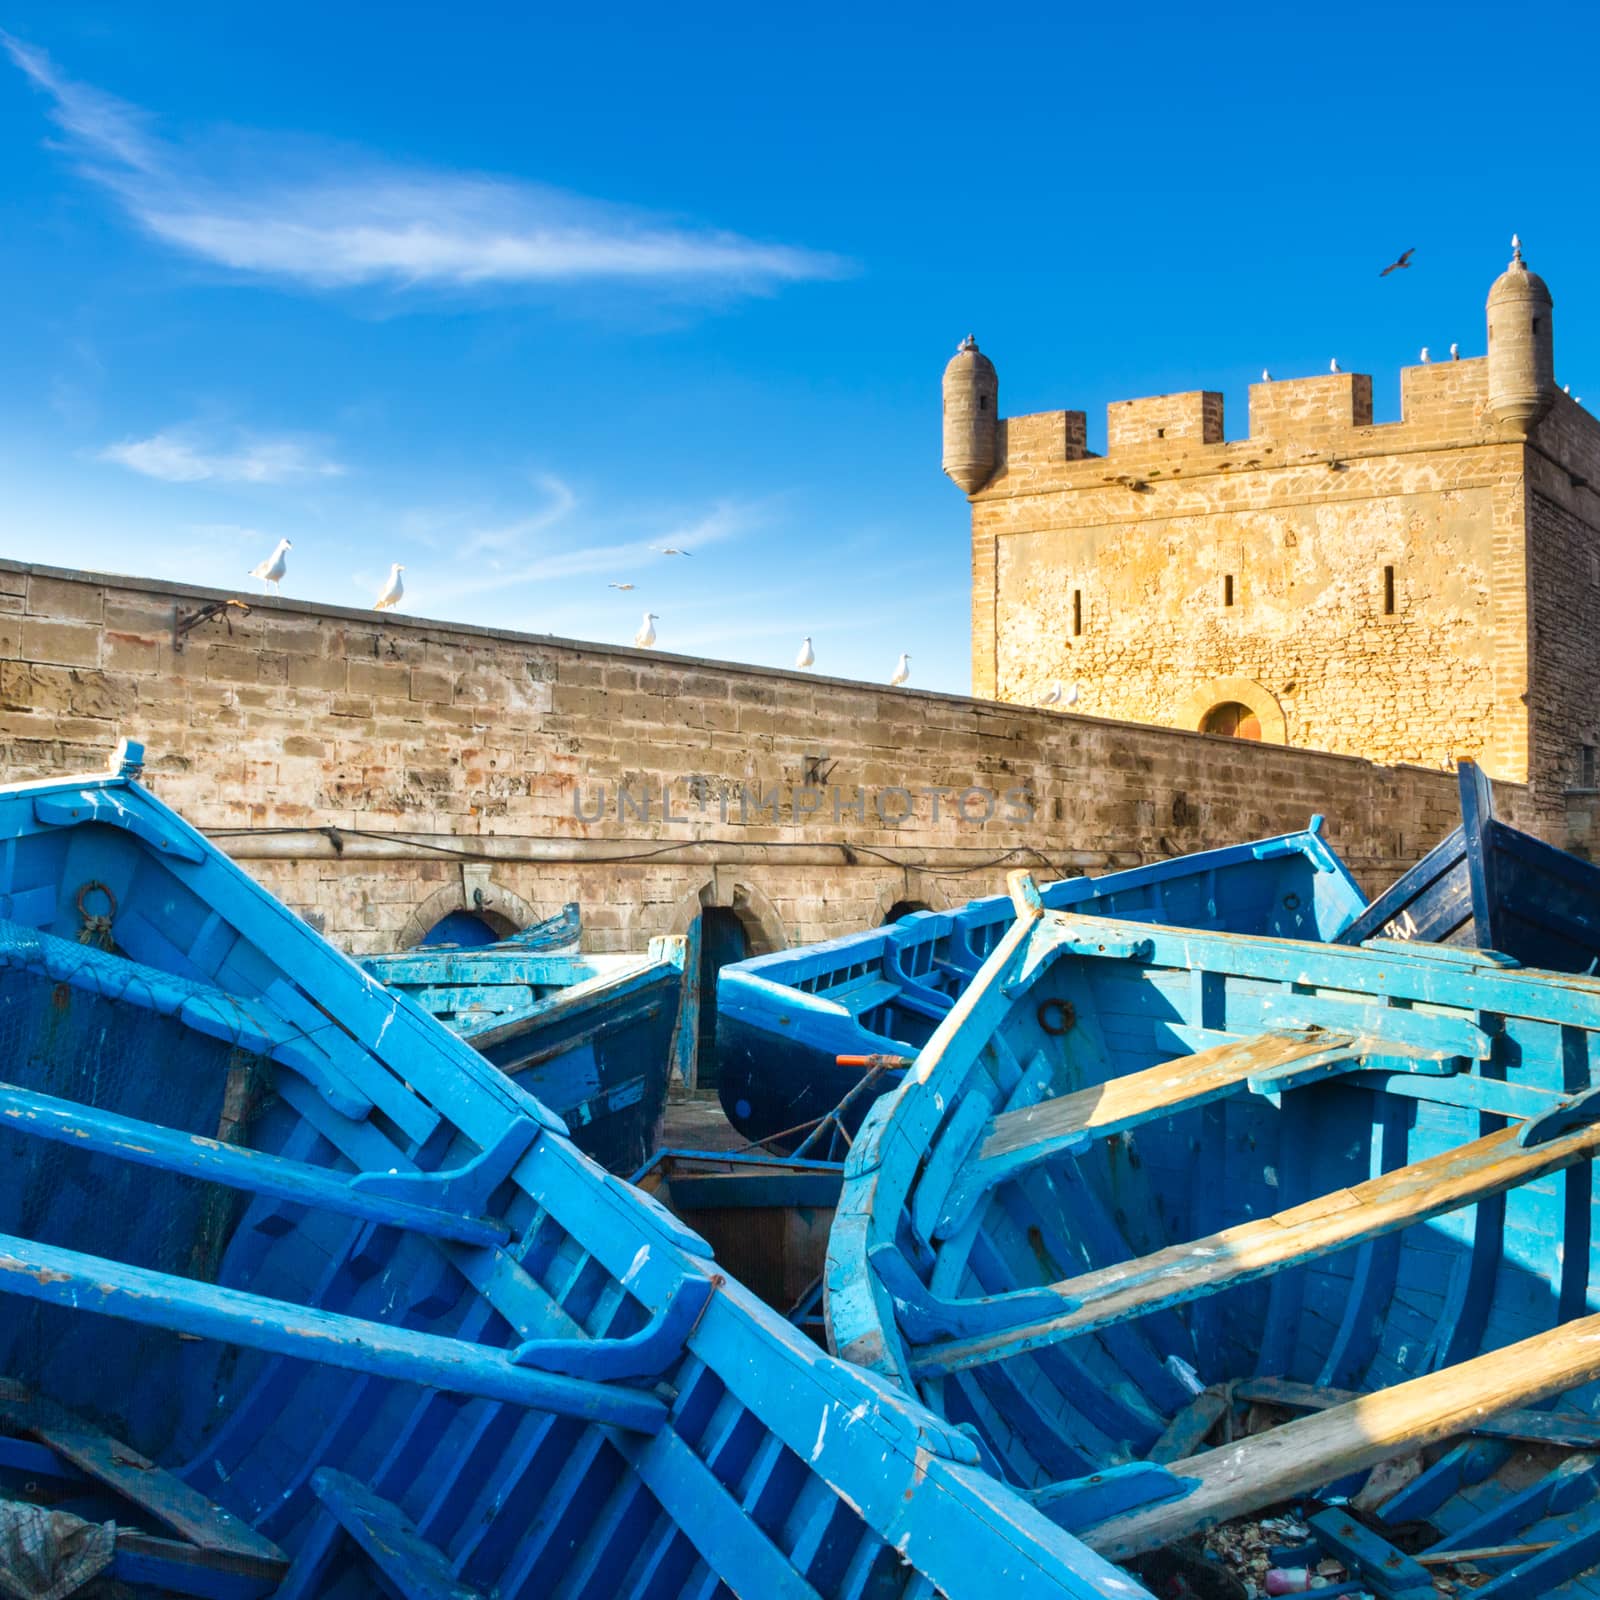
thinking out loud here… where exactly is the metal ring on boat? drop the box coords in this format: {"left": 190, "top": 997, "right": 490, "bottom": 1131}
{"left": 1036, "top": 998, "right": 1075, "bottom": 1036}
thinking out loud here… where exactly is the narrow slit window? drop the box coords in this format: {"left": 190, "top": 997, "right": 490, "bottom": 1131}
{"left": 1383, "top": 565, "right": 1396, "bottom": 615}
{"left": 1072, "top": 589, "right": 1083, "bottom": 636}
{"left": 1223, "top": 574, "right": 1235, "bottom": 607}
{"left": 1584, "top": 746, "right": 1596, "bottom": 789}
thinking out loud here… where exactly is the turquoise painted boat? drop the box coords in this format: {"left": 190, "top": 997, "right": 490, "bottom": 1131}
{"left": 829, "top": 869, "right": 1600, "bottom": 1595}
{"left": 0, "top": 743, "right": 1151, "bottom": 1599}
{"left": 362, "top": 933, "right": 687, "bottom": 1174}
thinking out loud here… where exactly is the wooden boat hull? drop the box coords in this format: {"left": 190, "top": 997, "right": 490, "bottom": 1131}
{"left": 363, "top": 943, "right": 686, "bottom": 1175}
{"left": 0, "top": 745, "right": 1142, "bottom": 1599}
{"left": 717, "top": 826, "right": 1364, "bottom": 1151}
{"left": 829, "top": 870, "right": 1600, "bottom": 1592}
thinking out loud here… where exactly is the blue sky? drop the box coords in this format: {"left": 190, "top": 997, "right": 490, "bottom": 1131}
{"left": 1, "top": 3, "right": 1596, "bottom": 693}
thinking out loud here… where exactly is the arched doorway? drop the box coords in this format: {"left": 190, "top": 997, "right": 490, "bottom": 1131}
{"left": 882, "top": 899, "right": 933, "bottom": 924}
{"left": 695, "top": 907, "right": 749, "bottom": 1089}
{"left": 1200, "top": 700, "right": 1263, "bottom": 740}
{"left": 418, "top": 910, "right": 504, "bottom": 948}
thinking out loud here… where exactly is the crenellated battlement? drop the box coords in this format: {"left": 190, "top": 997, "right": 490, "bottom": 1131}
{"left": 988, "top": 360, "right": 1504, "bottom": 483}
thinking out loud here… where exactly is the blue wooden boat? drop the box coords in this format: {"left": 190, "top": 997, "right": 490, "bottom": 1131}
{"left": 716, "top": 825, "right": 1367, "bottom": 1152}
{"left": 829, "top": 869, "right": 1600, "bottom": 1595}
{"left": 0, "top": 741, "right": 1152, "bottom": 1599}
{"left": 362, "top": 929, "right": 687, "bottom": 1175}
{"left": 1338, "top": 758, "right": 1600, "bottom": 974}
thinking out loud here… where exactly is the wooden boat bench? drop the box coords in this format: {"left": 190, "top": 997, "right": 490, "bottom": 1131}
{"left": 272, "top": 1469, "right": 485, "bottom": 1600}
{"left": 0, "top": 1382, "right": 287, "bottom": 1597}
{"left": 1073, "top": 1310, "right": 1600, "bottom": 1560}
{"left": 908, "top": 1110, "right": 1600, "bottom": 1377}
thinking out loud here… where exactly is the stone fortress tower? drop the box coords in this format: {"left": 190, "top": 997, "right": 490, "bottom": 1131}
{"left": 947, "top": 241, "right": 1600, "bottom": 839}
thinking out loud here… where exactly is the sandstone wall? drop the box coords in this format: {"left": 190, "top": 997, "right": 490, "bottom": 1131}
{"left": 0, "top": 560, "right": 1510, "bottom": 955}
{"left": 972, "top": 361, "right": 1537, "bottom": 786}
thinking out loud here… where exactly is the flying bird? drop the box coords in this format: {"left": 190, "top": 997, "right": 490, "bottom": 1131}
{"left": 1450, "top": 343, "right": 1460, "bottom": 360}
{"left": 1379, "top": 247, "right": 1416, "bottom": 277}
{"left": 1041, "top": 680, "right": 1063, "bottom": 706}
{"left": 795, "top": 636, "right": 815, "bottom": 670}
{"left": 889, "top": 652, "right": 910, "bottom": 687}
{"left": 248, "top": 538, "right": 291, "bottom": 593}
{"left": 1329, "top": 358, "right": 1341, "bottom": 374}
{"left": 1420, "top": 347, "right": 1431, "bottom": 363}
{"left": 373, "top": 563, "right": 404, "bottom": 611}
{"left": 653, "top": 546, "right": 692, "bottom": 557}
{"left": 634, "top": 611, "right": 658, "bottom": 648}
{"left": 608, "top": 582, "right": 635, "bottom": 591}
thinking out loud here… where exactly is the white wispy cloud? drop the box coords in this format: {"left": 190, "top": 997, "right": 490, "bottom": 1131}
{"left": 389, "top": 496, "right": 759, "bottom": 606}
{"left": 4, "top": 35, "right": 849, "bottom": 296}
{"left": 99, "top": 428, "right": 345, "bottom": 484}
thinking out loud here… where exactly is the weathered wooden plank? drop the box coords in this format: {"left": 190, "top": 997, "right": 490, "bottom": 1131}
{"left": 1080, "top": 1311, "right": 1600, "bottom": 1559}
{"left": 1234, "top": 1376, "right": 1600, "bottom": 1449}
{"left": 0, "top": 1385, "right": 284, "bottom": 1564}
{"left": 913, "top": 1117, "right": 1600, "bottom": 1377}
{"left": 982, "top": 1030, "right": 1359, "bottom": 1162}
{"left": 308, "top": 1469, "right": 483, "bottom": 1599}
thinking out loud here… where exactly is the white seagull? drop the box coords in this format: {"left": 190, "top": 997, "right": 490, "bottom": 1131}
{"left": 609, "top": 581, "right": 635, "bottom": 591}
{"left": 1329, "top": 358, "right": 1341, "bottom": 374}
{"left": 248, "top": 538, "right": 291, "bottom": 593}
{"left": 653, "top": 546, "right": 692, "bottom": 557}
{"left": 374, "top": 563, "right": 404, "bottom": 611}
{"left": 1065, "top": 683, "right": 1081, "bottom": 706}
{"left": 1450, "top": 342, "right": 1460, "bottom": 361}
{"left": 1261, "top": 369, "right": 1272, "bottom": 383}
{"left": 635, "top": 611, "right": 658, "bottom": 648}
{"left": 889, "top": 652, "right": 910, "bottom": 687}
{"left": 1420, "top": 347, "right": 1431, "bottom": 363}
{"left": 795, "top": 636, "right": 815, "bottom": 670}
{"left": 1041, "top": 680, "right": 1063, "bottom": 706}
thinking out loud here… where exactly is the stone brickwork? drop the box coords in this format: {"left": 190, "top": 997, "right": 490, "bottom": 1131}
{"left": 971, "top": 361, "right": 1536, "bottom": 783}
{"left": 956, "top": 254, "right": 1600, "bottom": 838}
{"left": 0, "top": 559, "right": 1504, "bottom": 955}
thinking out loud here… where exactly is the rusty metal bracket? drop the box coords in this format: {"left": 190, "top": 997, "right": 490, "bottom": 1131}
{"left": 173, "top": 597, "right": 251, "bottom": 653}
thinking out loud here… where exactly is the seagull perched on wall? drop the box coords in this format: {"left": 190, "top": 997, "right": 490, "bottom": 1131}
{"left": 1330, "top": 358, "right": 1341, "bottom": 374}
{"left": 1421, "top": 347, "right": 1431, "bottom": 363}
{"left": 1450, "top": 343, "right": 1461, "bottom": 360}
{"left": 889, "top": 652, "right": 910, "bottom": 687}
{"left": 795, "top": 636, "right": 815, "bottom": 669}
{"left": 608, "top": 581, "right": 634, "bottom": 591}
{"left": 373, "top": 563, "right": 404, "bottom": 611}
{"left": 635, "top": 611, "right": 658, "bottom": 648}
{"left": 248, "top": 538, "right": 291, "bottom": 593}
{"left": 1065, "top": 683, "right": 1080, "bottom": 706}
{"left": 1380, "top": 247, "right": 1416, "bottom": 277}
{"left": 1261, "top": 369, "right": 1272, "bottom": 382}
{"left": 1041, "top": 680, "right": 1062, "bottom": 706}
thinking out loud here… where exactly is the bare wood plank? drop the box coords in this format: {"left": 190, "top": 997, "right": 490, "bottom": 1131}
{"left": 1232, "top": 1376, "right": 1600, "bottom": 1451}
{"left": 915, "top": 1117, "right": 1600, "bottom": 1376}
{"left": 1080, "top": 1311, "right": 1600, "bottom": 1559}
{"left": 981, "top": 1031, "right": 1357, "bottom": 1161}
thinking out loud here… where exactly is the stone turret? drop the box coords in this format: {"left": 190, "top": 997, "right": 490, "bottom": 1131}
{"left": 942, "top": 335, "right": 998, "bottom": 494}
{"left": 1486, "top": 235, "right": 1554, "bottom": 437}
